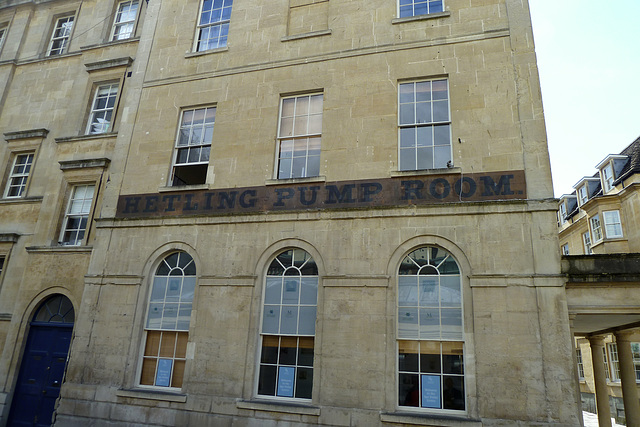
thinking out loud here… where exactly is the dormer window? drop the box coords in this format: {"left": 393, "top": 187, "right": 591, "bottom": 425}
{"left": 558, "top": 202, "right": 567, "bottom": 225}
{"left": 596, "top": 154, "right": 629, "bottom": 194}
{"left": 601, "top": 164, "right": 614, "bottom": 193}
{"left": 577, "top": 186, "right": 588, "bottom": 206}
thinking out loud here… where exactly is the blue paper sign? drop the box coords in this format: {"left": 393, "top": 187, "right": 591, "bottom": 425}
{"left": 421, "top": 374, "right": 441, "bottom": 408}
{"left": 277, "top": 366, "right": 295, "bottom": 397}
{"left": 156, "top": 359, "right": 173, "bottom": 387}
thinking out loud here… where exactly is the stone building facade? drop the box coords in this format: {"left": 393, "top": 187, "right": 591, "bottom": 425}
{"left": 0, "top": 0, "right": 582, "bottom": 426}
{"left": 558, "top": 138, "right": 640, "bottom": 426}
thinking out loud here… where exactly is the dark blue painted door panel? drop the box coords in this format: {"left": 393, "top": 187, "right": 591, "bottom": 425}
{"left": 7, "top": 324, "right": 73, "bottom": 427}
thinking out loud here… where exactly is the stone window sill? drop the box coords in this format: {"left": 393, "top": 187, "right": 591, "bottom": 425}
{"left": 265, "top": 176, "right": 326, "bottom": 186}
{"left": 236, "top": 399, "right": 320, "bottom": 416}
{"left": 54, "top": 132, "right": 118, "bottom": 144}
{"left": 25, "top": 245, "right": 93, "bottom": 254}
{"left": 158, "top": 184, "right": 210, "bottom": 193}
{"left": 116, "top": 388, "right": 187, "bottom": 403}
{"left": 390, "top": 167, "right": 461, "bottom": 177}
{"left": 281, "top": 29, "right": 332, "bottom": 42}
{"left": 185, "top": 46, "right": 229, "bottom": 59}
{"left": 381, "top": 411, "right": 481, "bottom": 426}
{"left": 392, "top": 11, "right": 451, "bottom": 25}
{"left": 0, "top": 196, "right": 43, "bottom": 205}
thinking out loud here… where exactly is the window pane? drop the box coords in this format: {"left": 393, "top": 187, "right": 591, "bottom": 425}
{"left": 399, "top": 340, "right": 419, "bottom": 372}
{"left": 161, "top": 303, "right": 179, "bottom": 329}
{"left": 279, "top": 337, "right": 297, "bottom": 365}
{"left": 261, "top": 336, "right": 279, "bottom": 364}
{"left": 262, "top": 305, "right": 280, "bottom": 334}
{"left": 400, "top": 104, "right": 415, "bottom": 125}
{"left": 298, "top": 307, "right": 316, "bottom": 335}
{"left": 399, "top": 276, "right": 418, "bottom": 306}
{"left": 177, "top": 304, "right": 192, "bottom": 330}
{"left": 298, "top": 338, "right": 314, "bottom": 366}
{"left": 399, "top": 373, "right": 420, "bottom": 406}
{"left": 181, "top": 277, "right": 196, "bottom": 302}
{"left": 265, "top": 277, "right": 283, "bottom": 304}
{"left": 144, "top": 331, "right": 162, "bottom": 356}
{"left": 441, "top": 308, "right": 463, "bottom": 340}
{"left": 442, "top": 342, "right": 464, "bottom": 374}
{"left": 300, "top": 277, "right": 318, "bottom": 305}
{"left": 400, "top": 127, "right": 416, "bottom": 148}
{"left": 419, "top": 308, "right": 440, "bottom": 339}
{"left": 280, "top": 306, "right": 299, "bottom": 334}
{"left": 295, "top": 368, "right": 313, "bottom": 399}
{"left": 399, "top": 83, "right": 414, "bottom": 103}
{"left": 439, "top": 276, "right": 461, "bottom": 307}
{"left": 433, "top": 100, "right": 449, "bottom": 122}
{"left": 151, "top": 277, "right": 167, "bottom": 302}
{"left": 415, "top": 102, "right": 431, "bottom": 123}
{"left": 282, "top": 278, "right": 300, "bottom": 304}
{"left": 147, "top": 303, "right": 163, "bottom": 329}
{"left": 258, "top": 365, "right": 277, "bottom": 396}
{"left": 419, "top": 276, "right": 439, "bottom": 307}
{"left": 416, "top": 147, "right": 433, "bottom": 170}
{"left": 443, "top": 376, "right": 465, "bottom": 410}
{"left": 399, "top": 147, "right": 416, "bottom": 171}
{"left": 398, "top": 307, "right": 419, "bottom": 339}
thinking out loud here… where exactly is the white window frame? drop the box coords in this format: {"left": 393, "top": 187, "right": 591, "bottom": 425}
{"left": 561, "top": 244, "right": 569, "bottom": 255}
{"left": 577, "top": 186, "right": 588, "bottom": 206}
{"left": 397, "top": 246, "right": 465, "bottom": 413}
{"left": 275, "top": 93, "right": 323, "bottom": 180}
{"left": 607, "top": 343, "right": 620, "bottom": 381}
{"left": 558, "top": 202, "right": 567, "bottom": 225}
{"left": 603, "top": 347, "right": 610, "bottom": 380}
{"left": 139, "top": 252, "right": 196, "bottom": 390}
{"left": 398, "top": 0, "right": 444, "bottom": 18}
{"left": 170, "top": 106, "right": 215, "bottom": 186}
{"left": 576, "top": 348, "right": 584, "bottom": 380}
{"left": 4, "top": 152, "right": 34, "bottom": 198}
{"left": 194, "top": 0, "right": 233, "bottom": 52}
{"left": 47, "top": 15, "right": 74, "bottom": 56}
{"left": 86, "top": 83, "right": 119, "bottom": 135}
{"left": 601, "top": 163, "right": 614, "bottom": 193}
{"left": 398, "top": 79, "right": 451, "bottom": 171}
{"left": 256, "top": 248, "right": 318, "bottom": 401}
{"left": 582, "top": 232, "right": 592, "bottom": 255}
{"left": 110, "top": 0, "right": 139, "bottom": 41}
{"left": 59, "top": 184, "right": 95, "bottom": 246}
{"left": 0, "top": 24, "right": 8, "bottom": 53}
{"left": 590, "top": 215, "right": 602, "bottom": 243}
{"left": 603, "top": 210, "right": 623, "bottom": 239}
{"left": 631, "top": 342, "right": 640, "bottom": 383}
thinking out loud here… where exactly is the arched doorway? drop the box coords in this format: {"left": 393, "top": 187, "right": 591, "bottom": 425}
{"left": 7, "top": 295, "right": 75, "bottom": 426}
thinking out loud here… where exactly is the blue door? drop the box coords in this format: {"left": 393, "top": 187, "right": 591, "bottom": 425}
{"left": 7, "top": 295, "right": 74, "bottom": 427}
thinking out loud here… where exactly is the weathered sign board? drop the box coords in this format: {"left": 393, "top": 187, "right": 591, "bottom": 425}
{"left": 116, "top": 170, "right": 526, "bottom": 218}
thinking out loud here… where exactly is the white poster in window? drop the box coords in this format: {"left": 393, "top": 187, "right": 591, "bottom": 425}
{"left": 277, "top": 366, "right": 295, "bottom": 397}
{"left": 421, "top": 374, "right": 441, "bottom": 408}
{"left": 156, "top": 359, "right": 173, "bottom": 387}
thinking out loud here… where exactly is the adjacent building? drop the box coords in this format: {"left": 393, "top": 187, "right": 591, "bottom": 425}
{"left": 558, "top": 137, "right": 640, "bottom": 426}
{"left": 1, "top": 0, "right": 582, "bottom": 426}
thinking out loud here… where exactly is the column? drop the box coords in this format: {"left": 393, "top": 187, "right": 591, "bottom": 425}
{"left": 614, "top": 330, "right": 640, "bottom": 427}
{"left": 588, "top": 336, "right": 612, "bottom": 427}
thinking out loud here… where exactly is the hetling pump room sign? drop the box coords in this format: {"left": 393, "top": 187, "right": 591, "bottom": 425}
{"left": 116, "top": 170, "right": 527, "bottom": 218}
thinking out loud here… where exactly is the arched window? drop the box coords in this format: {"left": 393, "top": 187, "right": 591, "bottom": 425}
{"left": 397, "top": 246, "right": 465, "bottom": 411}
{"left": 258, "top": 248, "right": 318, "bottom": 400}
{"left": 140, "top": 251, "right": 196, "bottom": 388}
{"left": 33, "top": 294, "right": 75, "bottom": 324}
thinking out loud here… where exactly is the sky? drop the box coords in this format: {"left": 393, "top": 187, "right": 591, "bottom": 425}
{"left": 528, "top": 1, "right": 640, "bottom": 197}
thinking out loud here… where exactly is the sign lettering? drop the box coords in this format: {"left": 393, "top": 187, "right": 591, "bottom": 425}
{"left": 116, "top": 171, "right": 526, "bottom": 218}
